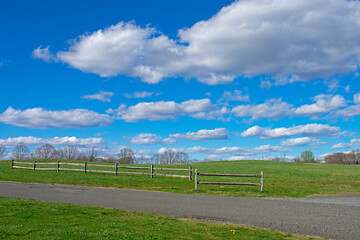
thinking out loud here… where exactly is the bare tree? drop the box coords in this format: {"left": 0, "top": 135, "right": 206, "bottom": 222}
{"left": 161, "top": 150, "right": 176, "bottom": 164}
{"left": 324, "top": 151, "right": 360, "bottom": 165}
{"left": 33, "top": 144, "right": 57, "bottom": 159}
{"left": 175, "top": 152, "right": 190, "bottom": 163}
{"left": 57, "top": 146, "right": 80, "bottom": 160}
{"left": 150, "top": 150, "right": 190, "bottom": 164}
{"left": 118, "top": 148, "right": 135, "bottom": 164}
{"left": 102, "top": 156, "right": 117, "bottom": 163}
{"left": 0, "top": 144, "right": 8, "bottom": 159}
{"left": 85, "top": 146, "right": 98, "bottom": 162}
{"left": 136, "top": 155, "right": 150, "bottom": 164}
{"left": 12, "top": 143, "right": 30, "bottom": 160}
{"left": 151, "top": 153, "right": 162, "bottom": 164}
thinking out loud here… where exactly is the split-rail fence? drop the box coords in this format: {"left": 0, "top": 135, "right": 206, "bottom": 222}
{"left": 11, "top": 160, "right": 192, "bottom": 180}
{"left": 194, "top": 169, "right": 264, "bottom": 191}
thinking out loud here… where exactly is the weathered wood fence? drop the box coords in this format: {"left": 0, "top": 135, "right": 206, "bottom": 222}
{"left": 194, "top": 169, "right": 264, "bottom": 191}
{"left": 11, "top": 160, "right": 192, "bottom": 180}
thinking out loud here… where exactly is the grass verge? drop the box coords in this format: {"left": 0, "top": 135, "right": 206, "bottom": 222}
{"left": 0, "top": 197, "right": 323, "bottom": 240}
{"left": 1, "top": 160, "right": 359, "bottom": 198}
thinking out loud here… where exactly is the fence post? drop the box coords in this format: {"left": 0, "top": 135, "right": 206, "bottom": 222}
{"left": 33, "top": 161, "right": 36, "bottom": 171}
{"left": 11, "top": 160, "right": 14, "bottom": 169}
{"left": 57, "top": 161, "right": 60, "bottom": 172}
{"left": 261, "top": 171, "right": 264, "bottom": 192}
{"left": 195, "top": 169, "right": 198, "bottom": 190}
{"left": 84, "top": 161, "right": 87, "bottom": 174}
{"left": 115, "top": 163, "right": 118, "bottom": 176}
{"left": 189, "top": 166, "right": 192, "bottom": 180}
{"left": 150, "top": 164, "right": 153, "bottom": 179}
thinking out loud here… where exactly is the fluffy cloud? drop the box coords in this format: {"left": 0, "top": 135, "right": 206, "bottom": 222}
{"left": 0, "top": 136, "right": 106, "bottom": 148}
{"left": 170, "top": 128, "right": 228, "bottom": 140}
{"left": 335, "top": 93, "right": 360, "bottom": 118}
{"left": 107, "top": 99, "right": 217, "bottom": 122}
{"left": 32, "top": 46, "right": 56, "bottom": 63}
{"left": 185, "top": 0, "right": 360, "bottom": 83}
{"left": 231, "top": 95, "right": 349, "bottom": 121}
{"left": 129, "top": 133, "right": 175, "bottom": 145}
{"left": 190, "top": 107, "right": 230, "bottom": 121}
{"left": 56, "top": 22, "right": 183, "bottom": 83}
{"left": 336, "top": 105, "right": 360, "bottom": 118}
{"left": 123, "top": 91, "right": 157, "bottom": 99}
{"left": 42, "top": 0, "right": 360, "bottom": 85}
{"left": 294, "top": 94, "right": 347, "bottom": 116}
{"left": 280, "top": 137, "right": 313, "bottom": 147}
{"left": 163, "top": 144, "right": 291, "bottom": 156}
{"left": 231, "top": 98, "right": 293, "bottom": 120}
{"left": 354, "top": 93, "right": 360, "bottom": 104}
{"left": 331, "top": 139, "right": 360, "bottom": 149}
{"left": 0, "top": 107, "right": 113, "bottom": 129}
{"left": 220, "top": 90, "right": 249, "bottom": 102}
{"left": 345, "top": 85, "right": 350, "bottom": 93}
{"left": 241, "top": 124, "right": 342, "bottom": 139}
{"left": 82, "top": 90, "right": 114, "bottom": 102}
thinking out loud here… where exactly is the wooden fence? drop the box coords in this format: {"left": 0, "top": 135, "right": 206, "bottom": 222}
{"left": 194, "top": 169, "right": 264, "bottom": 191}
{"left": 11, "top": 160, "right": 192, "bottom": 180}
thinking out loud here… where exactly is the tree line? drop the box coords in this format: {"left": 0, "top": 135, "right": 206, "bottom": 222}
{"left": 323, "top": 150, "right": 360, "bottom": 165}
{"left": 0, "top": 143, "right": 192, "bottom": 164}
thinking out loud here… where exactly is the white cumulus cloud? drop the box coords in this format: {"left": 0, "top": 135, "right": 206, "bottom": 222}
{"left": 107, "top": 99, "right": 217, "bottom": 122}
{"left": 354, "top": 93, "right": 360, "bottom": 104}
{"left": 331, "top": 139, "right": 360, "bottom": 149}
{"left": 231, "top": 98, "right": 293, "bottom": 120}
{"left": 295, "top": 94, "right": 347, "bottom": 116}
{"left": 123, "top": 91, "right": 157, "bottom": 98}
{"left": 220, "top": 90, "right": 250, "bottom": 103}
{"left": 241, "top": 124, "right": 342, "bottom": 139}
{"left": 41, "top": 0, "right": 360, "bottom": 85}
{"left": 0, "top": 107, "right": 113, "bottom": 129}
{"left": 336, "top": 105, "right": 360, "bottom": 118}
{"left": 82, "top": 90, "right": 114, "bottom": 102}
{"left": 129, "top": 133, "right": 175, "bottom": 145}
{"left": 0, "top": 136, "right": 106, "bottom": 148}
{"left": 32, "top": 46, "right": 57, "bottom": 63}
{"left": 280, "top": 137, "right": 313, "bottom": 147}
{"left": 185, "top": 144, "right": 291, "bottom": 156}
{"left": 170, "top": 128, "right": 228, "bottom": 140}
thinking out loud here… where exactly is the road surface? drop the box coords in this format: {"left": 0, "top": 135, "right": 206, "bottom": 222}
{"left": 1, "top": 181, "right": 360, "bottom": 239}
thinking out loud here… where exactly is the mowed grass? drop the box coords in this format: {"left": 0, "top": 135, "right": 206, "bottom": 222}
{"left": 0, "top": 160, "right": 359, "bottom": 198}
{"left": 0, "top": 197, "right": 323, "bottom": 240}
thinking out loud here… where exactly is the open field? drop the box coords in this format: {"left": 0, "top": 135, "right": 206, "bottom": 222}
{"left": 1, "top": 160, "right": 359, "bottom": 198}
{"left": 0, "top": 197, "right": 323, "bottom": 240}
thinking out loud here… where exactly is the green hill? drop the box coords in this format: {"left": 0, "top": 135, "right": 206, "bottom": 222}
{"left": 1, "top": 160, "right": 359, "bottom": 198}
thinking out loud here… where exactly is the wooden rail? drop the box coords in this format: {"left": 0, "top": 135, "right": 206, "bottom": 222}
{"left": 195, "top": 169, "right": 264, "bottom": 191}
{"left": 11, "top": 160, "right": 192, "bottom": 180}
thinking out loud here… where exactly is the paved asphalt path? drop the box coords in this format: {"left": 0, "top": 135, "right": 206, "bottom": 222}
{"left": 1, "top": 181, "right": 360, "bottom": 239}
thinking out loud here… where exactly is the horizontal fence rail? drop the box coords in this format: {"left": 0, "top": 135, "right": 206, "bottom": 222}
{"left": 195, "top": 169, "right": 264, "bottom": 191}
{"left": 11, "top": 160, "right": 192, "bottom": 180}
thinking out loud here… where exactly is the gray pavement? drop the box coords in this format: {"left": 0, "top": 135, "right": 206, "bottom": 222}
{"left": 1, "top": 181, "right": 360, "bottom": 240}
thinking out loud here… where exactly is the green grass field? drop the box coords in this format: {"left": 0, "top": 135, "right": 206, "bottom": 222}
{"left": 0, "top": 197, "right": 323, "bottom": 240}
{"left": 1, "top": 160, "right": 359, "bottom": 198}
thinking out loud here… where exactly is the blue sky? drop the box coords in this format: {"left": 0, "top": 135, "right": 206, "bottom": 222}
{"left": 1, "top": 0, "right": 360, "bottom": 160}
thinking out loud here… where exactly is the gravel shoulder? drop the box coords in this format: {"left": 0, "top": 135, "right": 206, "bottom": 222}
{"left": 1, "top": 181, "right": 360, "bottom": 240}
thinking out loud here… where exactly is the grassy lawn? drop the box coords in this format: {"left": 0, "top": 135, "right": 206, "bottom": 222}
{"left": 0, "top": 160, "right": 359, "bottom": 198}
{"left": 0, "top": 197, "right": 323, "bottom": 240}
